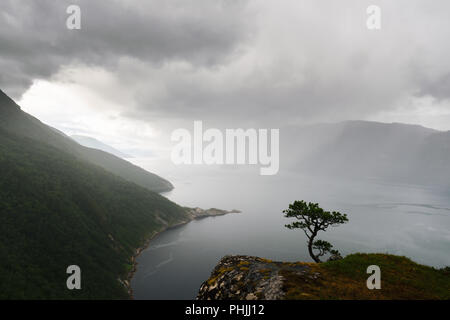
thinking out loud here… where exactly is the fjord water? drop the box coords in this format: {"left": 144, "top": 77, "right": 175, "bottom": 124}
{"left": 130, "top": 161, "right": 450, "bottom": 300}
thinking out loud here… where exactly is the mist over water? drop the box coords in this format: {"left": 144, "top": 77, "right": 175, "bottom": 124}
{"left": 130, "top": 159, "right": 450, "bottom": 300}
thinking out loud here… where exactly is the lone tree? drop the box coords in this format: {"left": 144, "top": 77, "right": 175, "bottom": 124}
{"left": 284, "top": 201, "right": 348, "bottom": 263}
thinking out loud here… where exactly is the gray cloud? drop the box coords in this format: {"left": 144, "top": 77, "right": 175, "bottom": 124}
{"left": 417, "top": 73, "right": 450, "bottom": 101}
{"left": 123, "top": 0, "right": 450, "bottom": 128}
{"left": 0, "top": 0, "right": 251, "bottom": 97}
{"left": 2, "top": 0, "right": 450, "bottom": 130}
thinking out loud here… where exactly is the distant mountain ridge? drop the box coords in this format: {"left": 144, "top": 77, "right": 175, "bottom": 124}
{"left": 71, "top": 135, "right": 131, "bottom": 159}
{"left": 282, "top": 120, "right": 450, "bottom": 187}
{"left": 0, "top": 89, "right": 172, "bottom": 193}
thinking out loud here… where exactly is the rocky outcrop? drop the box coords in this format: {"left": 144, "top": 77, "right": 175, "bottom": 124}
{"left": 197, "top": 255, "right": 311, "bottom": 300}
{"left": 197, "top": 253, "right": 450, "bottom": 300}
{"left": 185, "top": 207, "right": 241, "bottom": 220}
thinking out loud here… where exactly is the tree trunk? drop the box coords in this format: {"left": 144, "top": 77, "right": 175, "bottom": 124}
{"left": 308, "top": 234, "right": 321, "bottom": 263}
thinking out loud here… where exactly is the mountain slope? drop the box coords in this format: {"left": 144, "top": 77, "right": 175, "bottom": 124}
{"left": 71, "top": 135, "right": 131, "bottom": 159}
{"left": 0, "top": 126, "right": 189, "bottom": 299}
{"left": 0, "top": 89, "right": 191, "bottom": 298}
{"left": 0, "top": 90, "right": 172, "bottom": 192}
{"left": 282, "top": 120, "right": 450, "bottom": 186}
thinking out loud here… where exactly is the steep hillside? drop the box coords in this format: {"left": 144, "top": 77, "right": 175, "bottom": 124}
{"left": 71, "top": 135, "right": 131, "bottom": 159}
{"left": 0, "top": 89, "right": 172, "bottom": 192}
{"left": 282, "top": 121, "right": 450, "bottom": 186}
{"left": 197, "top": 254, "right": 450, "bottom": 300}
{"left": 0, "top": 127, "right": 189, "bottom": 299}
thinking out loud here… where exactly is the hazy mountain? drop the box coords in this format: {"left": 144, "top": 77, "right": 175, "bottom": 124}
{"left": 282, "top": 120, "right": 450, "bottom": 187}
{"left": 0, "top": 89, "right": 189, "bottom": 298}
{"left": 71, "top": 135, "right": 131, "bottom": 159}
{"left": 0, "top": 90, "right": 172, "bottom": 193}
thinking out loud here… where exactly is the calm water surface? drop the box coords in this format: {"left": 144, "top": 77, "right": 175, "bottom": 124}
{"left": 129, "top": 162, "right": 450, "bottom": 299}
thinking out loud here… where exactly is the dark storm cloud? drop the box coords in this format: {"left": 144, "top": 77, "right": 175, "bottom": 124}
{"left": 0, "top": 0, "right": 251, "bottom": 97}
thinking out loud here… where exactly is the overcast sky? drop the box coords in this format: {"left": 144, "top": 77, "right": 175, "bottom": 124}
{"left": 1, "top": 0, "right": 450, "bottom": 157}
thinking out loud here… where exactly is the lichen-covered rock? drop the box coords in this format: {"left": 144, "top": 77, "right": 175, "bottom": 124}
{"left": 196, "top": 255, "right": 310, "bottom": 300}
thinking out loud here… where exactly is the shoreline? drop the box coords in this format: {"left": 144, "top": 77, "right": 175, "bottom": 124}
{"left": 124, "top": 207, "right": 241, "bottom": 299}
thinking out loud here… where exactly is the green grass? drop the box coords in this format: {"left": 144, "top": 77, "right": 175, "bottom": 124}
{"left": 281, "top": 253, "right": 450, "bottom": 300}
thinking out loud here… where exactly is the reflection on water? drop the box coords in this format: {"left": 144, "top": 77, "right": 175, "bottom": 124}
{"left": 129, "top": 162, "right": 450, "bottom": 300}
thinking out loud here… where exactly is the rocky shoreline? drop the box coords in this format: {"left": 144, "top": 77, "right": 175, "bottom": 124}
{"left": 123, "top": 207, "right": 241, "bottom": 298}
{"left": 185, "top": 207, "right": 241, "bottom": 220}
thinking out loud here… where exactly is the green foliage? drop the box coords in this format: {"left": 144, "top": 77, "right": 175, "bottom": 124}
{"left": 284, "top": 200, "right": 348, "bottom": 262}
{"left": 312, "top": 240, "right": 333, "bottom": 259}
{"left": 284, "top": 201, "right": 348, "bottom": 231}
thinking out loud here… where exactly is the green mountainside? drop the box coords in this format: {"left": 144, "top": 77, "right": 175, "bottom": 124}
{"left": 0, "top": 90, "right": 172, "bottom": 193}
{"left": 0, "top": 90, "right": 189, "bottom": 299}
